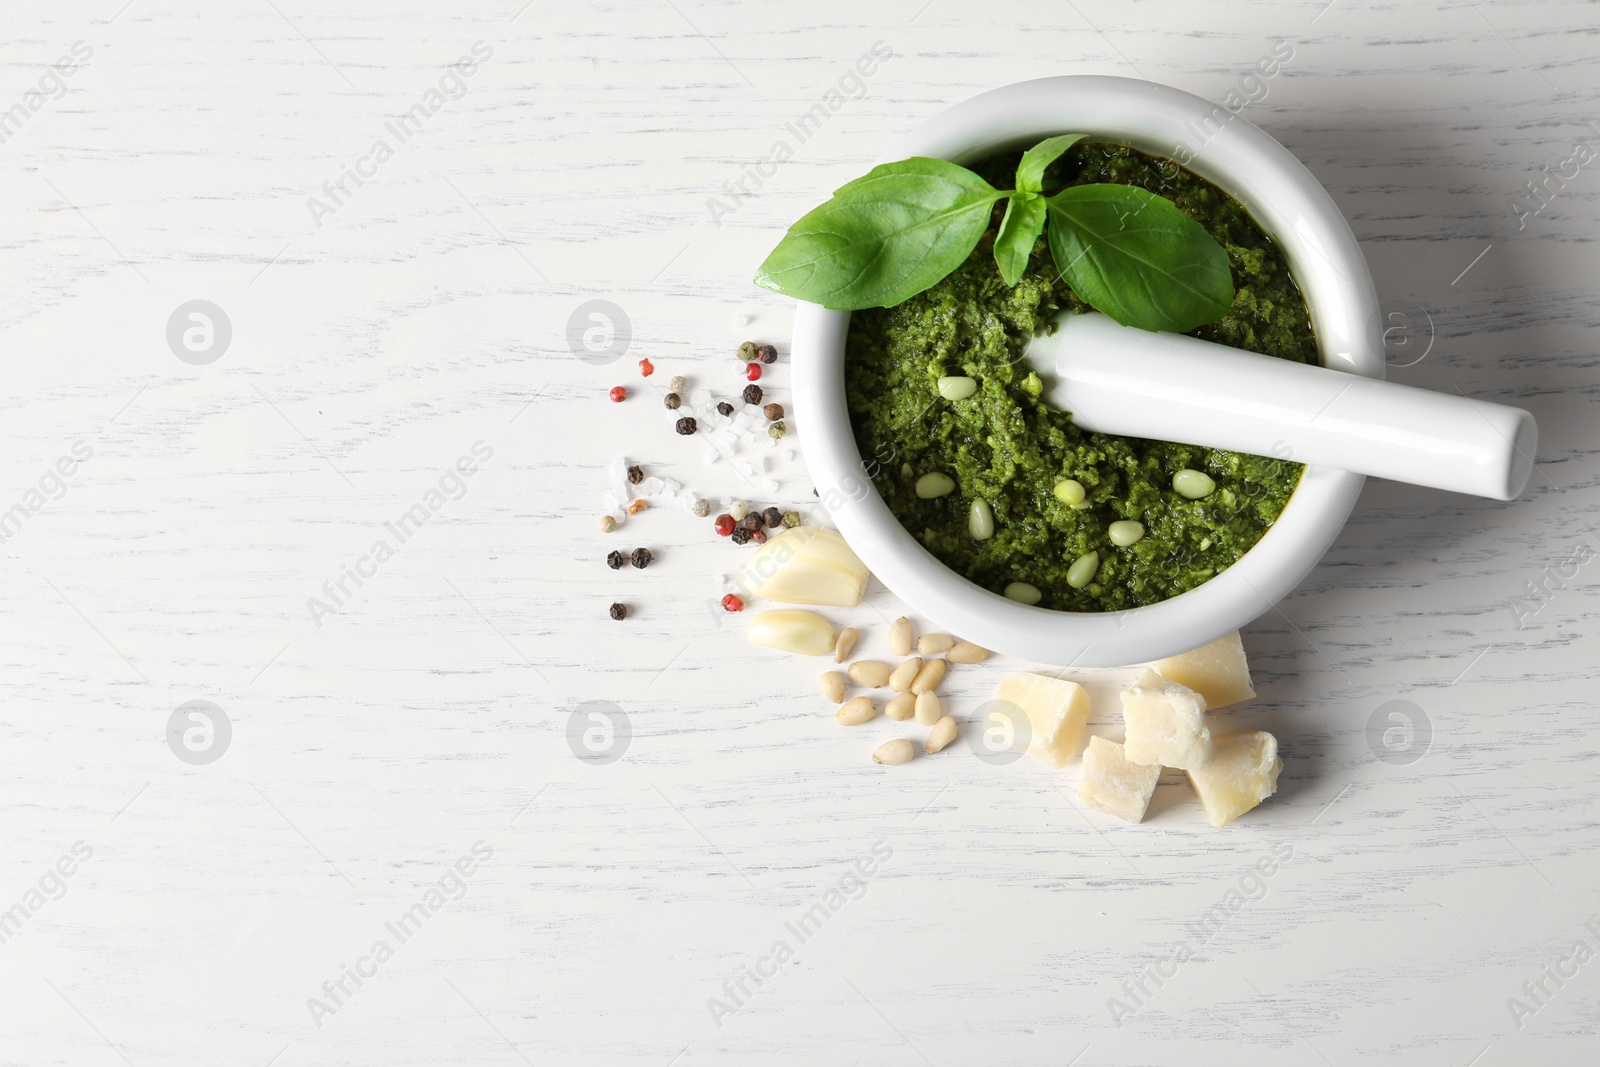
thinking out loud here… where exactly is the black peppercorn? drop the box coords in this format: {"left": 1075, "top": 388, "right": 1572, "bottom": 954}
{"left": 609, "top": 602, "right": 627, "bottom": 620}
{"left": 716, "top": 401, "right": 734, "bottom": 417}
{"left": 730, "top": 527, "right": 751, "bottom": 545}
{"left": 630, "top": 547, "right": 653, "bottom": 569}
{"left": 757, "top": 344, "right": 778, "bottom": 364}
{"left": 762, "top": 506, "right": 784, "bottom": 528}
{"left": 742, "top": 384, "right": 762, "bottom": 405}
{"left": 663, "top": 392, "right": 681, "bottom": 410}
{"left": 741, "top": 514, "right": 762, "bottom": 533}
{"left": 674, "top": 416, "right": 697, "bottom": 435}
{"left": 606, "top": 550, "right": 626, "bottom": 570}
{"left": 626, "top": 465, "right": 643, "bottom": 485}
{"left": 763, "top": 403, "right": 784, "bottom": 421}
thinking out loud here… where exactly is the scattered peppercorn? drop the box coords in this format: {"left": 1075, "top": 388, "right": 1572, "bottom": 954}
{"left": 609, "top": 602, "right": 627, "bottom": 620}
{"left": 638, "top": 358, "right": 654, "bottom": 376}
{"left": 721, "top": 593, "right": 745, "bottom": 612}
{"left": 663, "top": 392, "right": 681, "bottom": 410}
{"left": 674, "top": 416, "right": 697, "bottom": 435}
{"left": 669, "top": 374, "right": 688, "bottom": 393}
{"left": 599, "top": 515, "right": 618, "bottom": 533}
{"left": 745, "top": 363, "right": 762, "bottom": 382}
{"left": 742, "top": 384, "right": 762, "bottom": 405}
{"left": 769, "top": 421, "right": 787, "bottom": 440}
{"left": 627, "top": 465, "right": 644, "bottom": 484}
{"left": 691, "top": 499, "right": 711, "bottom": 517}
{"left": 729, "top": 501, "right": 750, "bottom": 521}
{"left": 757, "top": 344, "right": 778, "bottom": 364}
{"left": 782, "top": 510, "right": 801, "bottom": 528}
{"left": 606, "top": 550, "right": 626, "bottom": 570}
{"left": 762, "top": 506, "right": 783, "bottom": 528}
{"left": 741, "top": 514, "right": 763, "bottom": 533}
{"left": 630, "top": 547, "right": 653, "bottom": 569}
{"left": 627, "top": 499, "right": 649, "bottom": 515}
{"left": 763, "top": 403, "right": 784, "bottom": 421}
{"left": 730, "top": 527, "right": 752, "bottom": 545}
{"left": 714, "top": 514, "right": 736, "bottom": 536}
{"left": 749, "top": 529, "right": 767, "bottom": 544}
{"left": 716, "top": 401, "right": 734, "bottom": 417}
{"left": 737, "top": 341, "right": 759, "bottom": 362}
{"left": 608, "top": 386, "right": 627, "bottom": 403}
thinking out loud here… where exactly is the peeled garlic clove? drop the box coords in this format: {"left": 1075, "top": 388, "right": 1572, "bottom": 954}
{"left": 747, "top": 610, "right": 836, "bottom": 656}
{"left": 819, "top": 671, "right": 846, "bottom": 703}
{"left": 739, "top": 527, "right": 870, "bottom": 607}
{"left": 833, "top": 626, "right": 860, "bottom": 663}
{"left": 914, "top": 690, "right": 941, "bottom": 725}
{"left": 918, "top": 633, "right": 955, "bottom": 655}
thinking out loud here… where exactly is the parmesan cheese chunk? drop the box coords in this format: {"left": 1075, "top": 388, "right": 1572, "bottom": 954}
{"left": 1120, "top": 668, "right": 1216, "bottom": 770}
{"left": 1153, "top": 631, "right": 1255, "bottom": 709}
{"left": 1187, "top": 730, "right": 1282, "bottom": 828}
{"left": 1078, "top": 736, "right": 1161, "bottom": 823}
{"left": 993, "top": 671, "right": 1092, "bottom": 769}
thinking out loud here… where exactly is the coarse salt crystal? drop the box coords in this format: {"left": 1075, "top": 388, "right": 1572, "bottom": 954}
{"left": 639, "top": 476, "right": 664, "bottom": 495}
{"left": 760, "top": 478, "right": 780, "bottom": 493}
{"left": 702, "top": 446, "right": 721, "bottom": 464}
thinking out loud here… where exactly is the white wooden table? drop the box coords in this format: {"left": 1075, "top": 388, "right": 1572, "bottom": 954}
{"left": 2, "top": 1, "right": 1597, "bottom": 1064}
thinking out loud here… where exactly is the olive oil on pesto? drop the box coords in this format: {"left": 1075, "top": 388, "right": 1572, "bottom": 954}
{"left": 845, "top": 142, "right": 1312, "bottom": 612}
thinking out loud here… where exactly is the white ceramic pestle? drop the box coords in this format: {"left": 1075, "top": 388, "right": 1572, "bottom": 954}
{"left": 1025, "top": 312, "right": 1538, "bottom": 501}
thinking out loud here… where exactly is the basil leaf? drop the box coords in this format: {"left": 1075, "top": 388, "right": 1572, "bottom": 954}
{"left": 753, "top": 158, "right": 1004, "bottom": 309}
{"left": 993, "top": 192, "right": 1045, "bottom": 286}
{"left": 1045, "top": 184, "right": 1234, "bottom": 332}
{"left": 1015, "top": 134, "right": 1085, "bottom": 194}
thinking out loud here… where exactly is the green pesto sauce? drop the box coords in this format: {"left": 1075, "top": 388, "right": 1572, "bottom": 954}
{"left": 845, "top": 142, "right": 1313, "bottom": 612}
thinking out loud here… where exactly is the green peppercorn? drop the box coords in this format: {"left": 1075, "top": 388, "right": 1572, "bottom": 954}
{"left": 737, "top": 341, "right": 759, "bottom": 362}
{"left": 782, "top": 510, "right": 801, "bottom": 528}
{"left": 769, "top": 420, "right": 787, "bottom": 440}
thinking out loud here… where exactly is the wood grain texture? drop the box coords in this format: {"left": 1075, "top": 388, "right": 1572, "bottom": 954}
{"left": 2, "top": 1, "right": 1598, "bottom": 1064}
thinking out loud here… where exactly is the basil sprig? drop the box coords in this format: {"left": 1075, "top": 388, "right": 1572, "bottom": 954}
{"left": 754, "top": 135, "right": 1235, "bottom": 333}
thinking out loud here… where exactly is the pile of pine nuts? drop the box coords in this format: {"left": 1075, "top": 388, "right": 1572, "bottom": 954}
{"left": 817, "top": 615, "right": 989, "bottom": 766}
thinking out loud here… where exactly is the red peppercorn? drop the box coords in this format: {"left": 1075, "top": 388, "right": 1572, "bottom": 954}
{"left": 639, "top": 358, "right": 654, "bottom": 376}
{"left": 745, "top": 362, "right": 762, "bottom": 382}
{"left": 749, "top": 529, "right": 767, "bottom": 545}
{"left": 714, "top": 514, "right": 735, "bottom": 536}
{"left": 721, "top": 593, "right": 744, "bottom": 612}
{"left": 608, "top": 386, "right": 627, "bottom": 402}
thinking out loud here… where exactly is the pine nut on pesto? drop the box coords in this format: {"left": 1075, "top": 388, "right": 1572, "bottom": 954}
{"left": 845, "top": 142, "right": 1310, "bottom": 611}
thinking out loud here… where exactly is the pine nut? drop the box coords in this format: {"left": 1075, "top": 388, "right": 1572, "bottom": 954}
{"left": 885, "top": 692, "right": 916, "bottom": 721}
{"left": 911, "top": 658, "right": 947, "bottom": 694}
{"left": 914, "top": 690, "right": 942, "bottom": 725}
{"left": 848, "top": 660, "right": 892, "bottom": 688}
{"left": 889, "top": 657, "right": 923, "bottom": 692}
{"left": 946, "top": 641, "right": 990, "bottom": 663}
{"left": 819, "top": 671, "right": 845, "bottom": 703}
{"left": 873, "top": 738, "right": 916, "bottom": 765}
{"left": 835, "top": 696, "right": 877, "bottom": 726}
{"left": 925, "top": 715, "right": 958, "bottom": 754}
{"left": 833, "top": 627, "right": 860, "bottom": 664}
{"left": 918, "top": 633, "right": 955, "bottom": 655}
{"left": 888, "top": 616, "right": 914, "bottom": 657}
